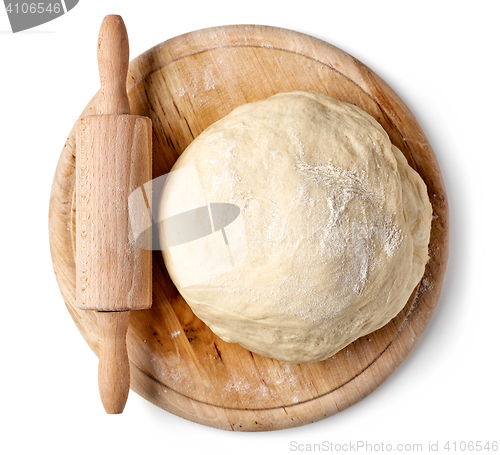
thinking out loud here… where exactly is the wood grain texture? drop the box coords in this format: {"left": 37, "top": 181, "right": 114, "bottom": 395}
{"left": 75, "top": 15, "right": 153, "bottom": 414}
{"left": 49, "top": 25, "right": 449, "bottom": 430}
{"left": 76, "top": 115, "right": 152, "bottom": 311}
{"left": 97, "top": 14, "right": 130, "bottom": 116}
{"left": 97, "top": 311, "right": 131, "bottom": 413}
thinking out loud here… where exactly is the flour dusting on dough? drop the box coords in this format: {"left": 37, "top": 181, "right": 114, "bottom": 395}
{"left": 160, "top": 91, "right": 432, "bottom": 363}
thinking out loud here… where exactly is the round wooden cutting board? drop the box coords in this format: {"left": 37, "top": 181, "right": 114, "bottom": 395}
{"left": 49, "top": 25, "right": 448, "bottom": 431}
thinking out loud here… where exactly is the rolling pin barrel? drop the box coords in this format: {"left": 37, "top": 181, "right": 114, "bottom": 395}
{"left": 76, "top": 15, "right": 152, "bottom": 414}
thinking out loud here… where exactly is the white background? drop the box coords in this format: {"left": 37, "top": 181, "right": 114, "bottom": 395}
{"left": 1, "top": 1, "right": 498, "bottom": 454}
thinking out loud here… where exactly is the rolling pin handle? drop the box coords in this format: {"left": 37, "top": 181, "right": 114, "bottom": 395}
{"left": 96, "top": 311, "right": 131, "bottom": 414}
{"left": 97, "top": 15, "right": 130, "bottom": 116}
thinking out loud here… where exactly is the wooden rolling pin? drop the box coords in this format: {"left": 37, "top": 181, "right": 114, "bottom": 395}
{"left": 76, "top": 15, "right": 152, "bottom": 414}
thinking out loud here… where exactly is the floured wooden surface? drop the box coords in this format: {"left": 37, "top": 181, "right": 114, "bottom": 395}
{"left": 49, "top": 25, "right": 448, "bottom": 431}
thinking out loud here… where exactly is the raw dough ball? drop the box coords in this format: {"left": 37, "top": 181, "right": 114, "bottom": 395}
{"left": 159, "top": 91, "right": 432, "bottom": 363}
